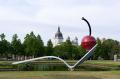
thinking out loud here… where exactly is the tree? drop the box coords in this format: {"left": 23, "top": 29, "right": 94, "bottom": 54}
{"left": 11, "top": 34, "right": 23, "bottom": 58}
{"left": 0, "top": 33, "right": 11, "bottom": 59}
{"left": 71, "top": 45, "right": 80, "bottom": 60}
{"left": 54, "top": 43, "right": 66, "bottom": 58}
{"left": 54, "top": 38, "right": 74, "bottom": 59}
{"left": 0, "top": 33, "right": 5, "bottom": 41}
{"left": 34, "top": 35, "right": 45, "bottom": 57}
{"left": 23, "top": 32, "right": 37, "bottom": 56}
{"left": 78, "top": 45, "right": 86, "bottom": 59}
{"left": 46, "top": 39, "right": 53, "bottom": 56}
{"left": 54, "top": 39, "right": 82, "bottom": 60}
{"left": 96, "top": 39, "right": 120, "bottom": 60}
{"left": 93, "top": 38, "right": 103, "bottom": 59}
{"left": 23, "top": 32, "right": 45, "bottom": 57}
{"left": 63, "top": 39, "right": 73, "bottom": 59}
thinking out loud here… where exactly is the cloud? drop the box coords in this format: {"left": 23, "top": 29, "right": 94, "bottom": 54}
{"left": 0, "top": 0, "right": 120, "bottom": 44}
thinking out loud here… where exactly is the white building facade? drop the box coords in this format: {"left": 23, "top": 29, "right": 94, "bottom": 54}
{"left": 54, "top": 27, "right": 64, "bottom": 46}
{"left": 54, "top": 27, "right": 78, "bottom": 46}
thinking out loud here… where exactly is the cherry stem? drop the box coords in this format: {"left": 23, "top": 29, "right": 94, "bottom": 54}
{"left": 82, "top": 17, "right": 91, "bottom": 36}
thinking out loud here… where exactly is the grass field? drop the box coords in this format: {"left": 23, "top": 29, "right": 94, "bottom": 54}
{"left": 0, "top": 60, "right": 120, "bottom": 79}
{"left": 0, "top": 71, "right": 120, "bottom": 79}
{"left": 1, "top": 60, "right": 120, "bottom": 71}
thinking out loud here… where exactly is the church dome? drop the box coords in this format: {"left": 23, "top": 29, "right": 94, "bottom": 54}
{"left": 55, "top": 27, "right": 63, "bottom": 39}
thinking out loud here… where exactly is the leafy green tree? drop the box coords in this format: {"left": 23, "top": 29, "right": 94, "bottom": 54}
{"left": 53, "top": 44, "right": 65, "bottom": 58}
{"left": 102, "top": 39, "right": 120, "bottom": 60}
{"left": 0, "top": 33, "right": 11, "bottom": 58}
{"left": 92, "top": 38, "right": 120, "bottom": 60}
{"left": 78, "top": 45, "right": 86, "bottom": 59}
{"left": 54, "top": 38, "right": 76, "bottom": 59}
{"left": 23, "top": 32, "right": 36, "bottom": 56}
{"left": 93, "top": 38, "right": 103, "bottom": 59}
{"left": 1, "top": 31, "right": 120, "bottom": 61}
{"left": 46, "top": 39, "right": 53, "bottom": 56}
{"left": 34, "top": 35, "right": 45, "bottom": 57}
{"left": 11, "top": 34, "right": 23, "bottom": 56}
{"left": 0, "top": 33, "right": 5, "bottom": 41}
{"left": 62, "top": 39, "right": 73, "bottom": 59}
{"left": 71, "top": 45, "right": 80, "bottom": 60}
{"left": 23, "top": 32, "right": 45, "bottom": 57}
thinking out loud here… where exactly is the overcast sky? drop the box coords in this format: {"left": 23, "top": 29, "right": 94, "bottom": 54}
{"left": 0, "top": 0, "right": 120, "bottom": 45}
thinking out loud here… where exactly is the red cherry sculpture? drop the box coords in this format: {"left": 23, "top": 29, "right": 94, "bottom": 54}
{"left": 81, "top": 35, "right": 96, "bottom": 50}
{"left": 81, "top": 17, "right": 96, "bottom": 50}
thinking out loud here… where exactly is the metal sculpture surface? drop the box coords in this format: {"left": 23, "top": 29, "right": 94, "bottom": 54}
{"left": 12, "top": 17, "right": 97, "bottom": 71}
{"left": 13, "top": 44, "right": 97, "bottom": 70}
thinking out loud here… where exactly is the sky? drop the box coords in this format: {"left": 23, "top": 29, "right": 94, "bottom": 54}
{"left": 0, "top": 0, "right": 120, "bottom": 45}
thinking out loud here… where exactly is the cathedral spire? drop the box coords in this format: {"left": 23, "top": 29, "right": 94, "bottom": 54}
{"left": 75, "top": 36, "right": 78, "bottom": 40}
{"left": 58, "top": 26, "right": 60, "bottom": 32}
{"left": 67, "top": 36, "right": 70, "bottom": 41}
{"left": 54, "top": 26, "right": 63, "bottom": 46}
{"left": 55, "top": 26, "right": 63, "bottom": 39}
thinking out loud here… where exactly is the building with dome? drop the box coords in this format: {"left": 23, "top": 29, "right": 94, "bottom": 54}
{"left": 54, "top": 27, "right": 64, "bottom": 46}
{"left": 54, "top": 27, "right": 78, "bottom": 46}
{"left": 72, "top": 37, "right": 78, "bottom": 46}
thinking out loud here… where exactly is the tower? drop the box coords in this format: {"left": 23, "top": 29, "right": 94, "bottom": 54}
{"left": 72, "top": 37, "right": 78, "bottom": 46}
{"left": 54, "top": 27, "right": 63, "bottom": 46}
{"left": 67, "top": 36, "right": 70, "bottom": 41}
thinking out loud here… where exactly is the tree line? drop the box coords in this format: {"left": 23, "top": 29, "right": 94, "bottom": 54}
{"left": 0, "top": 32, "right": 120, "bottom": 60}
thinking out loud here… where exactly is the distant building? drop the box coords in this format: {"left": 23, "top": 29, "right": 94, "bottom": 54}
{"left": 54, "top": 27, "right": 78, "bottom": 46}
{"left": 66, "top": 36, "right": 70, "bottom": 41}
{"left": 54, "top": 27, "right": 64, "bottom": 46}
{"left": 72, "top": 37, "right": 78, "bottom": 46}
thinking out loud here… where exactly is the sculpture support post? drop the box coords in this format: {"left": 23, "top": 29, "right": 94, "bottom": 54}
{"left": 114, "top": 55, "right": 117, "bottom": 62}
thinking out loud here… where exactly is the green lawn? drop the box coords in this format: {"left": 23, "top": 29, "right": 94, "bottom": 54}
{"left": 0, "top": 60, "right": 120, "bottom": 79}
{"left": 0, "top": 71, "right": 120, "bottom": 79}
{"left": 0, "top": 60, "right": 120, "bottom": 71}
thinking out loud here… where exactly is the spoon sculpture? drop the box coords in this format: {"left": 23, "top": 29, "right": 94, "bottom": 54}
{"left": 12, "top": 17, "right": 97, "bottom": 71}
